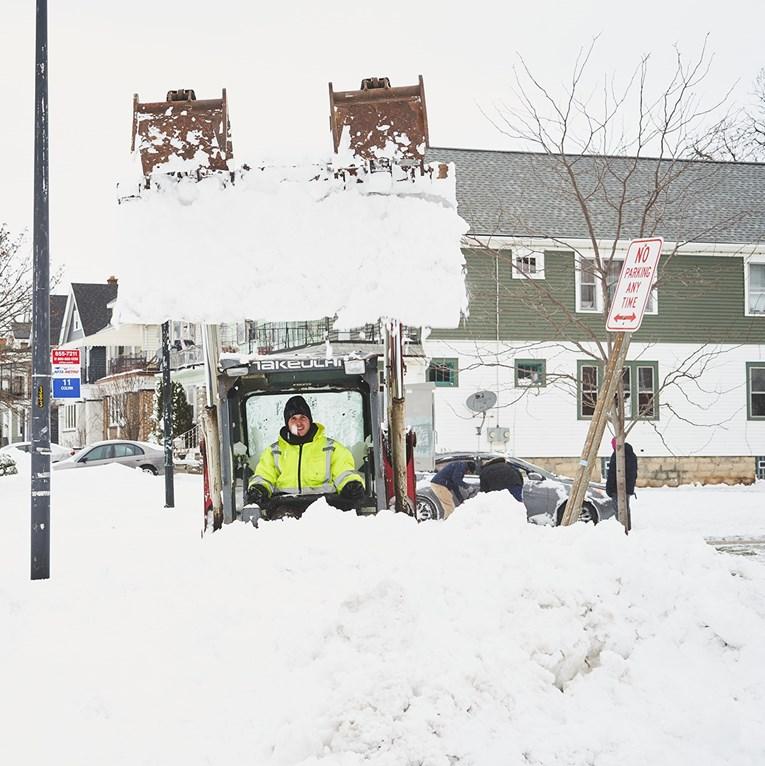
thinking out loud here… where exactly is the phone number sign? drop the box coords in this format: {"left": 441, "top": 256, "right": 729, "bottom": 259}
{"left": 51, "top": 349, "right": 81, "bottom": 399}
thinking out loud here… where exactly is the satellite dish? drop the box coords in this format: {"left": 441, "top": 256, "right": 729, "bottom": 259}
{"left": 465, "top": 390, "right": 497, "bottom": 413}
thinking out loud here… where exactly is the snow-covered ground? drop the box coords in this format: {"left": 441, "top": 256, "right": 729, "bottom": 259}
{"left": 3, "top": 456, "right": 765, "bottom": 766}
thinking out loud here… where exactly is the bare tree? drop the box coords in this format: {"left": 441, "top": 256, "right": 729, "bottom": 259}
{"left": 457, "top": 41, "right": 763, "bottom": 515}
{"left": 0, "top": 226, "right": 31, "bottom": 338}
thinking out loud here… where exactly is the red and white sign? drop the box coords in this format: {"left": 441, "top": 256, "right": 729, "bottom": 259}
{"left": 606, "top": 237, "right": 663, "bottom": 332}
{"left": 51, "top": 349, "right": 81, "bottom": 366}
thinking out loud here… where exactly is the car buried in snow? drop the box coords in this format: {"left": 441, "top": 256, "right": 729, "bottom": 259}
{"left": 53, "top": 440, "right": 165, "bottom": 475}
{"left": 415, "top": 452, "right": 616, "bottom": 525}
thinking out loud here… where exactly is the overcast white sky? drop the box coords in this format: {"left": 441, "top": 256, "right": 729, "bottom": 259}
{"left": 1, "top": 0, "right": 763, "bottom": 284}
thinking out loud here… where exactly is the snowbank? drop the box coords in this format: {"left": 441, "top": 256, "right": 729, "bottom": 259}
{"left": 2, "top": 470, "right": 765, "bottom": 765}
{"left": 112, "top": 162, "right": 468, "bottom": 329}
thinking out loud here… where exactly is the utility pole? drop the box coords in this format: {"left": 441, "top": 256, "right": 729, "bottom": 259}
{"left": 30, "top": 0, "right": 51, "bottom": 580}
{"left": 161, "top": 321, "right": 174, "bottom": 508}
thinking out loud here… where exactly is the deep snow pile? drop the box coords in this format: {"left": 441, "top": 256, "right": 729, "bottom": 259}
{"left": 112, "top": 163, "right": 468, "bottom": 329}
{"left": 3, "top": 466, "right": 765, "bottom": 766}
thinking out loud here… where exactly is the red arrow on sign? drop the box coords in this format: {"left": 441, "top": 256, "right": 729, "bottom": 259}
{"left": 614, "top": 313, "right": 637, "bottom": 322}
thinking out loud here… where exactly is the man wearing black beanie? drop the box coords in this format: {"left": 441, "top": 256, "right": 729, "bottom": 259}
{"left": 247, "top": 395, "right": 365, "bottom": 514}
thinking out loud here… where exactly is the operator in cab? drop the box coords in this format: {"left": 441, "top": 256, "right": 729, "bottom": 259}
{"left": 247, "top": 395, "right": 365, "bottom": 515}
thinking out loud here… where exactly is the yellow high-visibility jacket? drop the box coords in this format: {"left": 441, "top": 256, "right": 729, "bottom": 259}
{"left": 248, "top": 423, "right": 363, "bottom": 496}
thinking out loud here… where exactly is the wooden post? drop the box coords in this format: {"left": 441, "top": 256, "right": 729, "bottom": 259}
{"left": 201, "top": 324, "right": 223, "bottom": 530}
{"left": 385, "top": 319, "right": 409, "bottom": 514}
{"left": 561, "top": 332, "right": 631, "bottom": 525}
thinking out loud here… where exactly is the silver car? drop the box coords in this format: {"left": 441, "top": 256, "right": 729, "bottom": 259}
{"left": 54, "top": 440, "right": 165, "bottom": 475}
{"left": 416, "top": 452, "right": 615, "bottom": 525}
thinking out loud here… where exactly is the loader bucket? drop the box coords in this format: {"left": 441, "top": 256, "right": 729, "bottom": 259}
{"left": 329, "top": 76, "right": 430, "bottom": 166}
{"left": 131, "top": 88, "right": 233, "bottom": 177}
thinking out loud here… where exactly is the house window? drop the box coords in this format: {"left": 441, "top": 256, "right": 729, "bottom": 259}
{"left": 426, "top": 358, "right": 459, "bottom": 387}
{"left": 108, "top": 395, "right": 124, "bottom": 427}
{"left": 620, "top": 362, "right": 658, "bottom": 419}
{"left": 73, "top": 313, "right": 80, "bottom": 332}
{"left": 515, "top": 359, "right": 546, "bottom": 387}
{"left": 747, "top": 363, "right": 765, "bottom": 419}
{"left": 577, "top": 258, "right": 598, "bottom": 311}
{"left": 578, "top": 360, "right": 658, "bottom": 420}
{"left": 745, "top": 261, "right": 765, "bottom": 316}
{"left": 63, "top": 404, "right": 77, "bottom": 431}
{"left": 511, "top": 251, "right": 545, "bottom": 280}
{"left": 578, "top": 362, "right": 600, "bottom": 418}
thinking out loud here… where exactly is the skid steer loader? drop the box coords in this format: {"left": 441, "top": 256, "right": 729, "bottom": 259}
{"left": 127, "top": 77, "right": 439, "bottom": 531}
{"left": 210, "top": 354, "right": 417, "bottom": 525}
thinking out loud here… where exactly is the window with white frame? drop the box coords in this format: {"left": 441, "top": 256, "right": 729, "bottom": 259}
{"left": 511, "top": 250, "right": 545, "bottom": 280}
{"left": 745, "top": 259, "right": 765, "bottom": 315}
{"left": 63, "top": 404, "right": 77, "bottom": 430}
{"left": 576, "top": 257, "right": 598, "bottom": 311}
{"left": 576, "top": 255, "right": 657, "bottom": 314}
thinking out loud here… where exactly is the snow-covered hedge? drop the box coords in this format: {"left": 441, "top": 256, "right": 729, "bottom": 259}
{"left": 0, "top": 452, "right": 18, "bottom": 477}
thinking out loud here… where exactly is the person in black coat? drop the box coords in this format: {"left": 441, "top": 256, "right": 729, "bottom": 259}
{"left": 479, "top": 458, "right": 524, "bottom": 503}
{"left": 606, "top": 438, "right": 638, "bottom": 498}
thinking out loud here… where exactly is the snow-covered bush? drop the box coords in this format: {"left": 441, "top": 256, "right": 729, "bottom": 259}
{"left": 0, "top": 452, "right": 18, "bottom": 477}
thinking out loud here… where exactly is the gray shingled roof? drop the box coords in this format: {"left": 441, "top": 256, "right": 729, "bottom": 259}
{"left": 426, "top": 147, "right": 765, "bottom": 244}
{"left": 71, "top": 283, "right": 118, "bottom": 336}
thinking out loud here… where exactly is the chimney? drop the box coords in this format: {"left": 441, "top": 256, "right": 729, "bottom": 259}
{"left": 107, "top": 275, "right": 118, "bottom": 286}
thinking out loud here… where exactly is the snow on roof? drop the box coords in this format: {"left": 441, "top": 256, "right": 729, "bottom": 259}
{"left": 112, "top": 161, "right": 468, "bottom": 329}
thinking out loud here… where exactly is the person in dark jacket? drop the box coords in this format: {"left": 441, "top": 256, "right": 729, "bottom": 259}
{"left": 479, "top": 458, "right": 524, "bottom": 503}
{"left": 606, "top": 438, "right": 638, "bottom": 499}
{"left": 429, "top": 460, "right": 477, "bottom": 518}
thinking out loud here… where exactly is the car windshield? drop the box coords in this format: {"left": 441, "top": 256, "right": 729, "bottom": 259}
{"left": 508, "top": 458, "right": 557, "bottom": 481}
{"left": 244, "top": 390, "right": 367, "bottom": 468}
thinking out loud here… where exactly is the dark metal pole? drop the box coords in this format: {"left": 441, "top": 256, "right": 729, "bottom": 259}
{"left": 31, "top": 0, "right": 51, "bottom": 580}
{"left": 161, "top": 321, "right": 174, "bottom": 507}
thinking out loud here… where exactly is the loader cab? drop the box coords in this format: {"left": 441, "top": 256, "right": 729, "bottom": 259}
{"left": 216, "top": 354, "right": 386, "bottom": 523}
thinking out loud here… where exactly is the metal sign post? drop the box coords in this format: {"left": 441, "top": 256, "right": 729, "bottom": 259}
{"left": 562, "top": 238, "right": 663, "bottom": 528}
{"left": 31, "top": 0, "right": 51, "bottom": 580}
{"left": 161, "top": 322, "right": 175, "bottom": 508}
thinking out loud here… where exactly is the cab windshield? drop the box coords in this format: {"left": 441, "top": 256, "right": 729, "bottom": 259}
{"left": 244, "top": 390, "right": 367, "bottom": 469}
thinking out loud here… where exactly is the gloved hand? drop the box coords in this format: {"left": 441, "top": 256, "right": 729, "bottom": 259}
{"left": 339, "top": 480, "right": 365, "bottom": 501}
{"left": 247, "top": 484, "right": 270, "bottom": 508}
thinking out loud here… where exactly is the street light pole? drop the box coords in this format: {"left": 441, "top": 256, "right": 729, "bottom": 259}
{"left": 161, "top": 321, "right": 174, "bottom": 507}
{"left": 31, "top": 0, "right": 51, "bottom": 580}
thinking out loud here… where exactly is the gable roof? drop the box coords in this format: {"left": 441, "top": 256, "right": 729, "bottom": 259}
{"left": 426, "top": 147, "right": 765, "bottom": 245}
{"left": 49, "top": 294, "right": 67, "bottom": 341}
{"left": 71, "top": 283, "right": 119, "bottom": 336}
